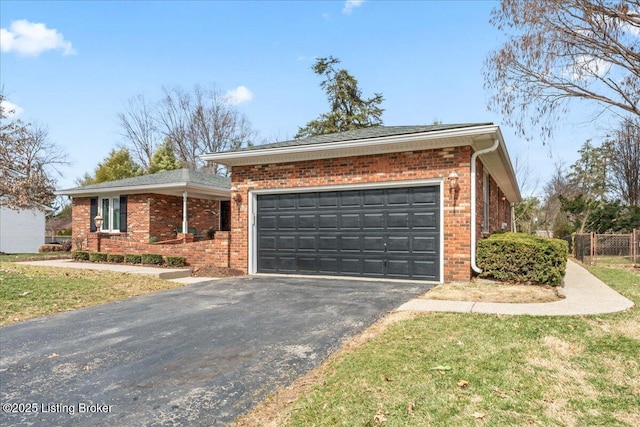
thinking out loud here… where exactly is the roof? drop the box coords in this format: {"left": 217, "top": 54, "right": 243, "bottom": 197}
{"left": 233, "top": 124, "right": 491, "bottom": 152}
{"left": 201, "top": 123, "right": 521, "bottom": 202}
{"left": 56, "top": 169, "right": 230, "bottom": 200}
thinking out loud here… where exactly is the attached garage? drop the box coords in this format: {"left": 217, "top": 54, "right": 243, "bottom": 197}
{"left": 255, "top": 184, "right": 441, "bottom": 281}
{"left": 202, "top": 124, "right": 521, "bottom": 283}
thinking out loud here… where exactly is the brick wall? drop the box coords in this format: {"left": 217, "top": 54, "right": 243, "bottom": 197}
{"left": 72, "top": 193, "right": 223, "bottom": 266}
{"left": 86, "top": 232, "right": 230, "bottom": 268}
{"left": 230, "top": 147, "right": 475, "bottom": 282}
{"left": 475, "top": 161, "right": 513, "bottom": 243}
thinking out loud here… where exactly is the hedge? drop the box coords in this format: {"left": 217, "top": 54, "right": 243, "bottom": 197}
{"left": 72, "top": 251, "right": 90, "bottom": 261}
{"left": 125, "top": 254, "right": 142, "bottom": 264}
{"left": 89, "top": 252, "right": 108, "bottom": 263}
{"left": 107, "top": 254, "right": 125, "bottom": 263}
{"left": 141, "top": 253, "right": 164, "bottom": 265}
{"left": 165, "top": 256, "right": 186, "bottom": 267}
{"left": 477, "top": 232, "right": 569, "bottom": 286}
{"left": 38, "top": 244, "right": 68, "bottom": 253}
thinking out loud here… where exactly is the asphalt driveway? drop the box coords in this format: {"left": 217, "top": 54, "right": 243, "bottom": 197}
{"left": 0, "top": 275, "right": 433, "bottom": 426}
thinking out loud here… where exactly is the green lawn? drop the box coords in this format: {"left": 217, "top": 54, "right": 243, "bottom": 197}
{"left": 0, "top": 262, "right": 186, "bottom": 325}
{"left": 0, "top": 252, "right": 72, "bottom": 262}
{"left": 236, "top": 264, "right": 640, "bottom": 426}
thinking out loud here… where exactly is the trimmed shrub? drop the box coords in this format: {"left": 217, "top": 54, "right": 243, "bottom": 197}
{"left": 89, "top": 252, "right": 108, "bottom": 263}
{"left": 477, "top": 232, "right": 569, "bottom": 286}
{"left": 165, "top": 256, "right": 186, "bottom": 267}
{"left": 149, "top": 236, "right": 159, "bottom": 243}
{"left": 107, "top": 254, "right": 125, "bottom": 263}
{"left": 72, "top": 251, "right": 90, "bottom": 261}
{"left": 125, "top": 254, "right": 142, "bottom": 264}
{"left": 141, "top": 253, "right": 164, "bottom": 265}
{"left": 38, "top": 244, "right": 66, "bottom": 253}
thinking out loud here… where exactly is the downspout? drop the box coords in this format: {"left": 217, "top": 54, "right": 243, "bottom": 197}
{"left": 470, "top": 138, "right": 500, "bottom": 274}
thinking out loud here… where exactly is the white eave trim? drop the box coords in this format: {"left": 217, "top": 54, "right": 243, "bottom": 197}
{"left": 55, "top": 182, "right": 230, "bottom": 198}
{"left": 201, "top": 125, "right": 500, "bottom": 166}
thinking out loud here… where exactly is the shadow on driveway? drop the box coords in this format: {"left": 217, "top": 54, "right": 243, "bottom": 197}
{"left": 0, "top": 275, "right": 433, "bottom": 426}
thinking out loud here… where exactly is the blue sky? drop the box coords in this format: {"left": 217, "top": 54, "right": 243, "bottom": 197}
{"left": 1, "top": 0, "right": 605, "bottom": 195}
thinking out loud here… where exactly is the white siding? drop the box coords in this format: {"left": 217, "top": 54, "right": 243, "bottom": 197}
{"left": 0, "top": 207, "right": 45, "bottom": 253}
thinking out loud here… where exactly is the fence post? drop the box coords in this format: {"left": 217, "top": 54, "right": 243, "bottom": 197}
{"left": 591, "top": 232, "right": 596, "bottom": 265}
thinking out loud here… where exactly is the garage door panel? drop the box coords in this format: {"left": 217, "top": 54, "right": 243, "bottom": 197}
{"left": 363, "top": 213, "right": 384, "bottom": 229}
{"left": 257, "top": 186, "right": 440, "bottom": 280}
{"left": 340, "top": 213, "right": 361, "bottom": 229}
{"left": 319, "top": 236, "right": 338, "bottom": 251}
{"left": 298, "top": 236, "right": 316, "bottom": 251}
{"left": 388, "top": 213, "right": 409, "bottom": 229}
{"left": 412, "top": 212, "right": 436, "bottom": 229}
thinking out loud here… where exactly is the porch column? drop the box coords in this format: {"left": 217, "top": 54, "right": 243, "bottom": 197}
{"left": 182, "top": 191, "right": 188, "bottom": 233}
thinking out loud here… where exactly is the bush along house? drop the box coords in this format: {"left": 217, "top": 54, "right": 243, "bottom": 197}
{"left": 59, "top": 124, "right": 520, "bottom": 282}
{"left": 56, "top": 168, "right": 232, "bottom": 268}
{"left": 201, "top": 123, "right": 521, "bottom": 283}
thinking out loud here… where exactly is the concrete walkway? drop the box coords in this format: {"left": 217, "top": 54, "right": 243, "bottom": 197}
{"left": 397, "top": 259, "right": 635, "bottom": 316}
{"left": 17, "top": 259, "right": 212, "bottom": 282}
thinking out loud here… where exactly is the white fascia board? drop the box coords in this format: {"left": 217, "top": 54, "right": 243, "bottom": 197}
{"left": 202, "top": 125, "right": 500, "bottom": 166}
{"left": 56, "top": 182, "right": 230, "bottom": 198}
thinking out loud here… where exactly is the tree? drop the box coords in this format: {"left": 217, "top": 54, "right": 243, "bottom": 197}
{"left": 80, "top": 148, "right": 143, "bottom": 185}
{"left": 148, "top": 140, "right": 182, "bottom": 174}
{"left": 0, "top": 91, "right": 67, "bottom": 210}
{"left": 295, "top": 56, "right": 384, "bottom": 139}
{"left": 117, "top": 93, "right": 160, "bottom": 170}
{"left": 606, "top": 116, "right": 640, "bottom": 205}
{"left": 119, "top": 84, "right": 256, "bottom": 175}
{"left": 485, "top": 0, "right": 640, "bottom": 142}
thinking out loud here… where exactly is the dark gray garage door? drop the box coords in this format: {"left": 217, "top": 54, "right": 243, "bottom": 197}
{"left": 257, "top": 186, "right": 440, "bottom": 281}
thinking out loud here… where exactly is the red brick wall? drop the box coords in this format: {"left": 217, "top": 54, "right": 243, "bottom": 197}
{"left": 230, "top": 147, "right": 475, "bottom": 282}
{"left": 86, "top": 232, "right": 230, "bottom": 268}
{"left": 475, "top": 161, "right": 513, "bottom": 243}
{"left": 72, "top": 193, "right": 221, "bottom": 254}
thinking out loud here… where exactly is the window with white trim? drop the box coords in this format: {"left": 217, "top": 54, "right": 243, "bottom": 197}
{"left": 100, "top": 196, "right": 121, "bottom": 232}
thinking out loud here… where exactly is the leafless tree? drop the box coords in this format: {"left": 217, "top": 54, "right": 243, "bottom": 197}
{"left": 485, "top": 0, "right": 640, "bottom": 142}
{"left": 120, "top": 84, "right": 256, "bottom": 175}
{"left": 607, "top": 117, "right": 640, "bottom": 205}
{"left": 117, "top": 94, "right": 160, "bottom": 169}
{"left": 1, "top": 93, "right": 68, "bottom": 210}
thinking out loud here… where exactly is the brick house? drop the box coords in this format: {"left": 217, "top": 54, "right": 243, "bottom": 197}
{"left": 201, "top": 123, "right": 521, "bottom": 283}
{"left": 57, "top": 169, "right": 232, "bottom": 267}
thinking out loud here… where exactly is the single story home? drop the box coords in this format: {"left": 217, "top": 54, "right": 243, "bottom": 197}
{"left": 56, "top": 169, "right": 232, "bottom": 266}
{"left": 201, "top": 123, "right": 521, "bottom": 283}
{"left": 0, "top": 204, "right": 46, "bottom": 253}
{"left": 59, "top": 123, "right": 520, "bottom": 283}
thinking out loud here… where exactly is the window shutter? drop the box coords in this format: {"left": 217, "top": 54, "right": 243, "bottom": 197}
{"left": 119, "top": 196, "right": 128, "bottom": 232}
{"left": 90, "top": 198, "right": 98, "bottom": 232}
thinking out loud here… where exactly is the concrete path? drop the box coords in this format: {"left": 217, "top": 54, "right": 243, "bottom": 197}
{"left": 397, "top": 259, "right": 635, "bottom": 316}
{"left": 18, "top": 259, "right": 200, "bottom": 281}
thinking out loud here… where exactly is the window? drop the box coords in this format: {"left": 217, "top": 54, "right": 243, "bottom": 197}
{"left": 92, "top": 196, "right": 127, "bottom": 233}
{"left": 483, "top": 171, "right": 490, "bottom": 232}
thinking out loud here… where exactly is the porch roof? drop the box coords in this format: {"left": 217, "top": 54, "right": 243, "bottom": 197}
{"left": 56, "top": 169, "right": 230, "bottom": 200}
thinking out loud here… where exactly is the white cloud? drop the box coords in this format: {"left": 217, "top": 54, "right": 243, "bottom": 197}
{"left": 0, "top": 100, "right": 24, "bottom": 117}
{"left": 343, "top": 0, "right": 365, "bottom": 15}
{"left": 224, "top": 86, "right": 253, "bottom": 105}
{"left": 0, "top": 19, "right": 76, "bottom": 57}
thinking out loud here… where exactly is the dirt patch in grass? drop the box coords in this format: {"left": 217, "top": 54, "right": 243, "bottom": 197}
{"left": 419, "top": 279, "right": 562, "bottom": 303}
{"left": 191, "top": 264, "right": 245, "bottom": 277}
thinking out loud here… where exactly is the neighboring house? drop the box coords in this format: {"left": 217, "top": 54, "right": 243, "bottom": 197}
{"left": 0, "top": 204, "right": 46, "bottom": 253}
{"left": 56, "top": 169, "right": 232, "bottom": 266}
{"left": 202, "top": 123, "right": 521, "bottom": 283}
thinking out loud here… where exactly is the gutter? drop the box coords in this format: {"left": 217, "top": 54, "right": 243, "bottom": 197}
{"left": 470, "top": 138, "right": 500, "bottom": 274}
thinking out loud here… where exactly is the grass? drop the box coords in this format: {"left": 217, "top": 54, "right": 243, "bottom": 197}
{"left": 0, "top": 252, "right": 72, "bottom": 262}
{"left": 421, "top": 280, "right": 561, "bottom": 303}
{"left": 233, "top": 264, "right": 640, "bottom": 426}
{"left": 0, "top": 262, "right": 186, "bottom": 325}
